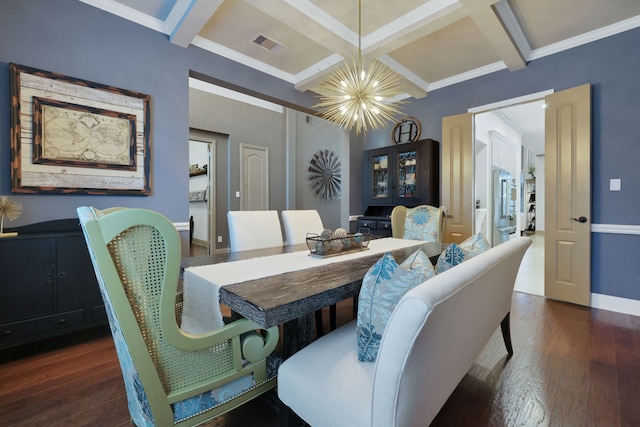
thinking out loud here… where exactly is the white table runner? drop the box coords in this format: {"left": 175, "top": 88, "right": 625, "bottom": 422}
{"left": 181, "top": 238, "right": 425, "bottom": 334}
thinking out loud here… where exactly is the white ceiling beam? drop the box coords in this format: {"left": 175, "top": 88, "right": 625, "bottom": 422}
{"left": 361, "top": 0, "right": 465, "bottom": 55}
{"left": 376, "top": 55, "right": 428, "bottom": 99}
{"left": 169, "top": 0, "right": 224, "bottom": 47}
{"left": 459, "top": 0, "right": 526, "bottom": 70}
{"left": 79, "top": 0, "right": 166, "bottom": 32}
{"left": 493, "top": 0, "right": 531, "bottom": 61}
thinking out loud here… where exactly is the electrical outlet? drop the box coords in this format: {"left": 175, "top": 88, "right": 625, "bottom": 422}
{"left": 610, "top": 178, "right": 621, "bottom": 191}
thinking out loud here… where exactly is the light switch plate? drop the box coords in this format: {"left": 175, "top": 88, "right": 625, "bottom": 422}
{"left": 610, "top": 178, "right": 621, "bottom": 191}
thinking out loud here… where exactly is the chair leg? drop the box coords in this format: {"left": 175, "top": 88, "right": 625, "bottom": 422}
{"left": 500, "top": 311, "right": 514, "bottom": 356}
{"left": 314, "top": 310, "right": 324, "bottom": 337}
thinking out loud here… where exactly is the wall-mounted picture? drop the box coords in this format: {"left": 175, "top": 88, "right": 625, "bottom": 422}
{"left": 10, "top": 63, "right": 150, "bottom": 195}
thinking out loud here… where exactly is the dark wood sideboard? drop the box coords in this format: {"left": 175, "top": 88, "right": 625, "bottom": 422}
{"left": 0, "top": 219, "right": 107, "bottom": 349}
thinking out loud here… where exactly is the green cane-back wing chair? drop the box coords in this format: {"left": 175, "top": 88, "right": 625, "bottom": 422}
{"left": 77, "top": 206, "right": 279, "bottom": 427}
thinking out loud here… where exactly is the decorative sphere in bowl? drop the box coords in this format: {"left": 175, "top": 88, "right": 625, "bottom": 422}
{"left": 341, "top": 237, "right": 352, "bottom": 250}
{"left": 334, "top": 228, "right": 348, "bottom": 238}
{"left": 330, "top": 238, "right": 344, "bottom": 252}
{"left": 320, "top": 228, "right": 333, "bottom": 240}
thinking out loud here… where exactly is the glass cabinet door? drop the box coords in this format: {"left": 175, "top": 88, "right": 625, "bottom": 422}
{"left": 372, "top": 154, "right": 389, "bottom": 199}
{"left": 396, "top": 149, "right": 417, "bottom": 199}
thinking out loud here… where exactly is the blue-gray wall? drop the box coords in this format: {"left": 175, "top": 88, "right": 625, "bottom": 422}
{"left": 1, "top": 0, "right": 639, "bottom": 303}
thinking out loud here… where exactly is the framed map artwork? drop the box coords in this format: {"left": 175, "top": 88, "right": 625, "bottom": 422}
{"left": 10, "top": 63, "right": 150, "bottom": 195}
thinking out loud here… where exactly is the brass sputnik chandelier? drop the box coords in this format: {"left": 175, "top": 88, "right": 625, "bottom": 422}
{"left": 314, "top": 0, "right": 406, "bottom": 134}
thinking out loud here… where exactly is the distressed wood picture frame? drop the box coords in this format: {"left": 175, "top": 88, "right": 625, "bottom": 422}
{"left": 10, "top": 63, "right": 151, "bottom": 195}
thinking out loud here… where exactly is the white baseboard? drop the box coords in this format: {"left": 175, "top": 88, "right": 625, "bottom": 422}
{"left": 592, "top": 293, "right": 640, "bottom": 317}
{"left": 191, "top": 238, "right": 208, "bottom": 248}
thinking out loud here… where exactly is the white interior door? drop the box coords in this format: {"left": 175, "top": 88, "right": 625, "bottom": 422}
{"left": 241, "top": 144, "right": 269, "bottom": 211}
{"left": 544, "top": 84, "right": 591, "bottom": 306}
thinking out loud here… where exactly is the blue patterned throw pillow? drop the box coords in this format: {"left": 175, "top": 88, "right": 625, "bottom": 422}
{"left": 357, "top": 250, "right": 433, "bottom": 362}
{"left": 435, "top": 233, "right": 490, "bottom": 274}
{"left": 460, "top": 232, "right": 490, "bottom": 257}
{"left": 402, "top": 205, "right": 439, "bottom": 241}
{"left": 401, "top": 248, "right": 436, "bottom": 280}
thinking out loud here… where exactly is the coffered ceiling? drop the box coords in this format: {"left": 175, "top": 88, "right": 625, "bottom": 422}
{"left": 82, "top": 0, "right": 640, "bottom": 100}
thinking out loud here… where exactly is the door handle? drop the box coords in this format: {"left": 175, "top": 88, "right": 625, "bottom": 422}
{"left": 570, "top": 216, "right": 588, "bottom": 223}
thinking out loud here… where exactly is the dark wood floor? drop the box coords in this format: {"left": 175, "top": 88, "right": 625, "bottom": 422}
{"left": 1, "top": 292, "right": 639, "bottom": 427}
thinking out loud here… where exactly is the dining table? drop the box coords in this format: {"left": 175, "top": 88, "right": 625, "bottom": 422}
{"left": 180, "top": 238, "right": 446, "bottom": 357}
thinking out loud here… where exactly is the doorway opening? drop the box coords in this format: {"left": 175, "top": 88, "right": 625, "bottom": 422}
{"left": 189, "top": 132, "right": 216, "bottom": 255}
{"left": 470, "top": 91, "right": 548, "bottom": 297}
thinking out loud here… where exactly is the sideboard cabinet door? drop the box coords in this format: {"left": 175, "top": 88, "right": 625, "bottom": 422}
{"left": 0, "top": 219, "right": 106, "bottom": 349}
{"left": 0, "top": 237, "right": 55, "bottom": 323}
{"left": 56, "top": 234, "right": 102, "bottom": 312}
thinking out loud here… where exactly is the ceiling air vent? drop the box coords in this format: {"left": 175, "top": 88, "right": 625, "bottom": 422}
{"left": 252, "top": 33, "right": 286, "bottom": 54}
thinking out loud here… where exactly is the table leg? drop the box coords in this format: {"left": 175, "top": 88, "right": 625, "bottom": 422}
{"left": 282, "top": 313, "right": 315, "bottom": 358}
{"left": 329, "top": 304, "right": 337, "bottom": 331}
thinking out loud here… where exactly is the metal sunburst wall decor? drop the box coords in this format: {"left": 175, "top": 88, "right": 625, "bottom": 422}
{"left": 308, "top": 149, "right": 341, "bottom": 200}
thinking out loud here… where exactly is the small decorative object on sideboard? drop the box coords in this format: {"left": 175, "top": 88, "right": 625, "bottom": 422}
{"left": 307, "top": 227, "right": 371, "bottom": 258}
{"left": 0, "top": 196, "right": 22, "bottom": 238}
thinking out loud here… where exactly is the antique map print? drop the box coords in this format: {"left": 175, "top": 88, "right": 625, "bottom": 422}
{"left": 33, "top": 97, "right": 136, "bottom": 170}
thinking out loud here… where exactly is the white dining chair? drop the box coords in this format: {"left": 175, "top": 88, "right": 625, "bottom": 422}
{"left": 281, "top": 210, "right": 325, "bottom": 245}
{"left": 227, "top": 210, "right": 284, "bottom": 252}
